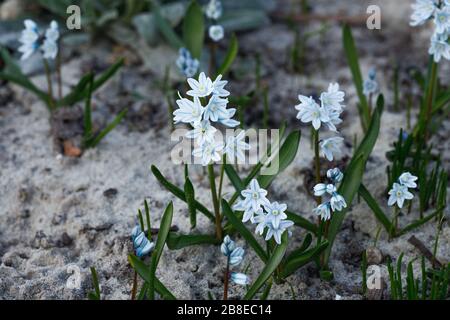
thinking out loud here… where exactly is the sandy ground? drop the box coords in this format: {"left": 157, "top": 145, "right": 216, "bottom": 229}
{"left": 0, "top": 0, "right": 449, "bottom": 299}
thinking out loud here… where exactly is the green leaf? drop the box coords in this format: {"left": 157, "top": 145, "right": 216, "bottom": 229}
{"left": 0, "top": 48, "right": 50, "bottom": 105}
{"left": 216, "top": 33, "right": 239, "bottom": 77}
{"left": 150, "top": 0, "right": 184, "bottom": 49}
{"left": 221, "top": 199, "right": 268, "bottom": 263}
{"left": 280, "top": 241, "right": 328, "bottom": 278}
{"left": 183, "top": 0, "right": 204, "bottom": 59}
{"left": 87, "top": 108, "right": 127, "bottom": 148}
{"left": 359, "top": 184, "right": 394, "bottom": 235}
{"left": 166, "top": 232, "right": 219, "bottom": 250}
{"left": 432, "top": 90, "right": 450, "bottom": 115}
{"left": 398, "top": 207, "right": 443, "bottom": 236}
{"left": 148, "top": 202, "right": 174, "bottom": 299}
{"left": 284, "top": 233, "right": 312, "bottom": 262}
{"left": 184, "top": 177, "right": 197, "bottom": 229}
{"left": 224, "top": 164, "right": 245, "bottom": 194}
{"left": 128, "top": 254, "right": 176, "bottom": 300}
{"left": 285, "top": 210, "right": 318, "bottom": 235}
{"left": 258, "top": 130, "right": 301, "bottom": 189}
{"left": 57, "top": 58, "right": 124, "bottom": 107}
{"left": 151, "top": 165, "right": 215, "bottom": 221}
{"left": 83, "top": 74, "right": 94, "bottom": 146}
{"left": 244, "top": 232, "right": 289, "bottom": 300}
{"left": 323, "top": 99, "right": 383, "bottom": 267}
{"left": 342, "top": 25, "right": 370, "bottom": 131}
{"left": 88, "top": 266, "right": 101, "bottom": 300}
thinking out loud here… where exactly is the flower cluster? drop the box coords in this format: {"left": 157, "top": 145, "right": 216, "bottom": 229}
{"left": 410, "top": 0, "right": 450, "bottom": 62}
{"left": 176, "top": 48, "right": 200, "bottom": 78}
{"left": 233, "top": 179, "right": 293, "bottom": 244}
{"left": 18, "top": 19, "right": 60, "bottom": 61}
{"left": 295, "top": 83, "right": 346, "bottom": 162}
{"left": 173, "top": 72, "right": 248, "bottom": 166}
{"left": 313, "top": 168, "right": 347, "bottom": 221}
{"left": 131, "top": 226, "right": 155, "bottom": 258}
{"left": 221, "top": 236, "right": 249, "bottom": 285}
{"left": 388, "top": 172, "right": 418, "bottom": 209}
{"left": 363, "top": 68, "right": 379, "bottom": 97}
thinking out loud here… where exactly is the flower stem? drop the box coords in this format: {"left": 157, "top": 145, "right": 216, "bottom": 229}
{"left": 131, "top": 270, "right": 137, "bottom": 300}
{"left": 313, "top": 129, "right": 321, "bottom": 206}
{"left": 218, "top": 156, "right": 226, "bottom": 207}
{"left": 208, "top": 164, "right": 222, "bottom": 240}
{"left": 423, "top": 60, "right": 438, "bottom": 142}
{"left": 56, "top": 45, "right": 62, "bottom": 100}
{"left": 223, "top": 260, "right": 229, "bottom": 300}
{"left": 209, "top": 42, "right": 217, "bottom": 76}
{"left": 43, "top": 59, "right": 55, "bottom": 110}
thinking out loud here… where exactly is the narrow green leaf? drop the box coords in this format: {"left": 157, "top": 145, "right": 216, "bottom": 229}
{"left": 258, "top": 130, "right": 301, "bottom": 189}
{"left": 221, "top": 199, "right": 268, "bottom": 263}
{"left": 342, "top": 25, "right": 370, "bottom": 131}
{"left": 150, "top": 0, "right": 184, "bottom": 49}
{"left": 166, "top": 232, "right": 219, "bottom": 250}
{"left": 184, "top": 177, "right": 197, "bottom": 229}
{"left": 183, "top": 0, "right": 204, "bottom": 59}
{"left": 0, "top": 48, "right": 50, "bottom": 105}
{"left": 216, "top": 33, "right": 239, "bottom": 77}
{"left": 87, "top": 108, "right": 127, "bottom": 148}
{"left": 151, "top": 165, "right": 215, "bottom": 221}
{"left": 57, "top": 58, "right": 124, "bottom": 107}
{"left": 83, "top": 74, "right": 94, "bottom": 146}
{"left": 398, "top": 207, "right": 443, "bottom": 236}
{"left": 359, "top": 184, "right": 394, "bottom": 234}
{"left": 285, "top": 210, "right": 318, "bottom": 235}
{"left": 284, "top": 233, "right": 313, "bottom": 263}
{"left": 149, "top": 202, "right": 174, "bottom": 299}
{"left": 244, "top": 232, "right": 289, "bottom": 300}
{"left": 88, "top": 266, "right": 100, "bottom": 300}
{"left": 280, "top": 241, "right": 329, "bottom": 278}
{"left": 128, "top": 254, "right": 176, "bottom": 300}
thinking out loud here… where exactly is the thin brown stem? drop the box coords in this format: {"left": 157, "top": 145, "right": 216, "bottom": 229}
{"left": 223, "top": 261, "right": 229, "bottom": 300}
{"left": 131, "top": 270, "right": 137, "bottom": 300}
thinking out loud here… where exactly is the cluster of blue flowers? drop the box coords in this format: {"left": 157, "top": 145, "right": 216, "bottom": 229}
{"left": 131, "top": 226, "right": 154, "bottom": 258}
{"left": 176, "top": 48, "right": 200, "bottom": 78}
{"left": 313, "top": 168, "right": 347, "bottom": 221}
{"left": 221, "top": 236, "right": 249, "bottom": 285}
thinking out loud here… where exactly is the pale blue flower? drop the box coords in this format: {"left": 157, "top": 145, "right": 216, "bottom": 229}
{"left": 173, "top": 96, "right": 204, "bottom": 125}
{"left": 192, "top": 139, "right": 223, "bottom": 166}
{"left": 185, "top": 119, "right": 217, "bottom": 145}
{"left": 205, "top": 0, "right": 223, "bottom": 20}
{"left": 398, "top": 172, "right": 418, "bottom": 189}
{"left": 320, "top": 83, "right": 345, "bottom": 112}
{"left": 217, "top": 108, "right": 240, "bottom": 127}
{"left": 203, "top": 95, "right": 229, "bottom": 122}
{"left": 388, "top": 183, "right": 414, "bottom": 208}
{"left": 265, "top": 219, "right": 294, "bottom": 244}
{"left": 429, "top": 33, "right": 450, "bottom": 62}
{"left": 212, "top": 75, "right": 230, "bottom": 97}
{"left": 187, "top": 72, "right": 214, "bottom": 98}
{"left": 263, "top": 201, "right": 288, "bottom": 229}
{"left": 239, "top": 179, "right": 270, "bottom": 213}
{"left": 363, "top": 68, "right": 379, "bottom": 96}
{"left": 313, "top": 202, "right": 332, "bottom": 221}
{"left": 224, "top": 130, "right": 250, "bottom": 163}
{"left": 18, "top": 19, "right": 40, "bottom": 60}
{"left": 320, "top": 136, "right": 344, "bottom": 161}
{"left": 209, "top": 25, "right": 224, "bottom": 42}
{"left": 410, "top": 0, "right": 438, "bottom": 26}
{"left": 230, "top": 272, "right": 249, "bottom": 285}
{"left": 330, "top": 192, "right": 347, "bottom": 212}
{"left": 131, "top": 226, "right": 155, "bottom": 258}
{"left": 295, "top": 95, "right": 330, "bottom": 130}
{"left": 434, "top": 7, "right": 450, "bottom": 34}
{"left": 313, "top": 183, "right": 336, "bottom": 197}
{"left": 327, "top": 168, "right": 344, "bottom": 183}
{"left": 41, "top": 21, "right": 59, "bottom": 60}
{"left": 221, "top": 235, "right": 236, "bottom": 256}
{"left": 229, "top": 247, "right": 245, "bottom": 266}
{"left": 176, "top": 48, "right": 199, "bottom": 78}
